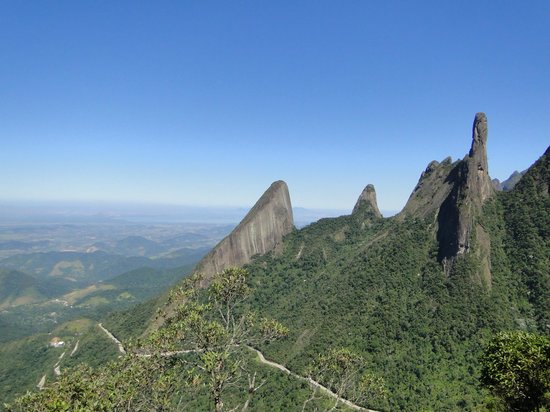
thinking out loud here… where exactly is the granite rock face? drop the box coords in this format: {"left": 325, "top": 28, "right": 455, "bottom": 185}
{"left": 401, "top": 156, "right": 457, "bottom": 219}
{"left": 439, "top": 112, "right": 494, "bottom": 258}
{"left": 352, "top": 184, "right": 383, "bottom": 219}
{"left": 194, "top": 180, "right": 294, "bottom": 285}
{"left": 401, "top": 113, "right": 495, "bottom": 283}
{"left": 467, "top": 112, "right": 494, "bottom": 204}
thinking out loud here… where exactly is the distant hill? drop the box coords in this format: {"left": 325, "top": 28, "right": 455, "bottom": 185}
{"left": 91, "top": 236, "right": 165, "bottom": 257}
{"left": 0, "top": 240, "right": 51, "bottom": 251}
{"left": 0, "top": 251, "right": 152, "bottom": 283}
{"left": 0, "top": 249, "right": 208, "bottom": 285}
{"left": 492, "top": 169, "right": 526, "bottom": 191}
{"left": 0, "top": 269, "right": 46, "bottom": 309}
{"left": 71, "top": 265, "right": 195, "bottom": 307}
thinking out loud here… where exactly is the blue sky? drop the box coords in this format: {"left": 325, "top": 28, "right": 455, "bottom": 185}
{"left": 1, "top": 1, "right": 549, "bottom": 214}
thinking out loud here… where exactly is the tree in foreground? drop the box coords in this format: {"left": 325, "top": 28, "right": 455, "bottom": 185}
{"left": 480, "top": 331, "right": 550, "bottom": 411}
{"left": 7, "top": 267, "right": 288, "bottom": 412}
{"left": 304, "top": 347, "right": 388, "bottom": 411}
{"left": 151, "top": 267, "right": 289, "bottom": 412}
{"left": 5, "top": 355, "right": 180, "bottom": 412}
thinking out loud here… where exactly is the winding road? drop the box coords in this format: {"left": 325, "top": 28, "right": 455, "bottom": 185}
{"left": 98, "top": 323, "right": 126, "bottom": 354}
{"left": 98, "top": 323, "right": 378, "bottom": 412}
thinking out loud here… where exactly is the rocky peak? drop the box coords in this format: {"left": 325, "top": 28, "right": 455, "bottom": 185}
{"left": 352, "top": 184, "right": 382, "bottom": 218}
{"left": 194, "top": 180, "right": 294, "bottom": 286}
{"left": 400, "top": 113, "right": 495, "bottom": 283}
{"left": 400, "top": 156, "right": 457, "bottom": 219}
{"left": 151, "top": 181, "right": 294, "bottom": 330}
{"left": 466, "top": 112, "right": 493, "bottom": 203}
{"left": 449, "top": 112, "right": 494, "bottom": 255}
{"left": 434, "top": 113, "right": 494, "bottom": 284}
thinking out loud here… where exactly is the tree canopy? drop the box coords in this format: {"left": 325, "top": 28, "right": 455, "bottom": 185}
{"left": 480, "top": 331, "right": 550, "bottom": 411}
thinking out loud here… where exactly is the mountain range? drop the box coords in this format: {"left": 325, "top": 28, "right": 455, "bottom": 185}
{"left": 135, "top": 112, "right": 548, "bottom": 410}
{"left": 3, "top": 113, "right": 549, "bottom": 411}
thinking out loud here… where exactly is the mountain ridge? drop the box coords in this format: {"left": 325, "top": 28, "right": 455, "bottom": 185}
{"left": 6, "top": 113, "right": 549, "bottom": 411}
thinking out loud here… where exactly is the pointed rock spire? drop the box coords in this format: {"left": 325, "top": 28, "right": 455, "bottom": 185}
{"left": 194, "top": 180, "right": 294, "bottom": 285}
{"left": 435, "top": 113, "right": 495, "bottom": 284}
{"left": 467, "top": 112, "right": 493, "bottom": 203}
{"left": 450, "top": 112, "right": 494, "bottom": 256}
{"left": 398, "top": 112, "right": 494, "bottom": 283}
{"left": 352, "top": 184, "right": 382, "bottom": 218}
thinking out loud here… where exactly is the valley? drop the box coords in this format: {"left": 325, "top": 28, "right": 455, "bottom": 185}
{"left": 0, "top": 220, "right": 232, "bottom": 403}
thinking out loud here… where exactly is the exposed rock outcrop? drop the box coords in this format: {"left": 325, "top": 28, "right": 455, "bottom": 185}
{"left": 401, "top": 113, "right": 495, "bottom": 284}
{"left": 194, "top": 180, "right": 294, "bottom": 285}
{"left": 401, "top": 156, "right": 457, "bottom": 218}
{"left": 352, "top": 184, "right": 383, "bottom": 219}
{"left": 438, "top": 112, "right": 494, "bottom": 259}
{"left": 467, "top": 112, "right": 494, "bottom": 203}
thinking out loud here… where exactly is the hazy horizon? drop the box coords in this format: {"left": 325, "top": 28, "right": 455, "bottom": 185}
{"left": 0, "top": 199, "right": 376, "bottom": 226}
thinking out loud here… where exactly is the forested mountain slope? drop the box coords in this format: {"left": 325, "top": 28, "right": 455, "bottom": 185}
{"left": 103, "top": 114, "right": 548, "bottom": 411}
{"left": 8, "top": 115, "right": 548, "bottom": 411}
{"left": 237, "top": 132, "right": 549, "bottom": 410}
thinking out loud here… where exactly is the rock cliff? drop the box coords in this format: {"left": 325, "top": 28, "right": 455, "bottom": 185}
{"left": 437, "top": 112, "right": 494, "bottom": 259}
{"left": 352, "top": 184, "right": 383, "bottom": 219}
{"left": 401, "top": 113, "right": 494, "bottom": 283}
{"left": 400, "top": 157, "right": 457, "bottom": 219}
{"left": 194, "top": 180, "right": 294, "bottom": 285}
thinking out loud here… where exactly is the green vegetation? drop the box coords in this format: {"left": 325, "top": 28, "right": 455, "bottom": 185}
{"left": 244, "top": 215, "right": 499, "bottom": 410}
{"left": 305, "top": 347, "right": 388, "bottom": 410}
{"left": 480, "top": 331, "right": 550, "bottom": 411}
{"left": 0, "top": 333, "right": 61, "bottom": 402}
{"left": 0, "top": 269, "right": 46, "bottom": 309}
{"left": 0, "top": 263, "right": 194, "bottom": 404}
{"left": 3, "top": 149, "right": 549, "bottom": 410}
{"left": 6, "top": 356, "right": 180, "bottom": 412}
{"left": 102, "top": 297, "right": 161, "bottom": 342}
{"left": 498, "top": 153, "right": 550, "bottom": 331}
{"left": 148, "top": 268, "right": 289, "bottom": 412}
{"left": 236, "top": 150, "right": 550, "bottom": 410}
{"left": 8, "top": 268, "right": 353, "bottom": 411}
{"left": 0, "top": 319, "right": 119, "bottom": 404}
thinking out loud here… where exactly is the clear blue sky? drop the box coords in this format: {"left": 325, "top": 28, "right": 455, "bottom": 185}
{"left": 1, "top": 1, "right": 549, "bottom": 213}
